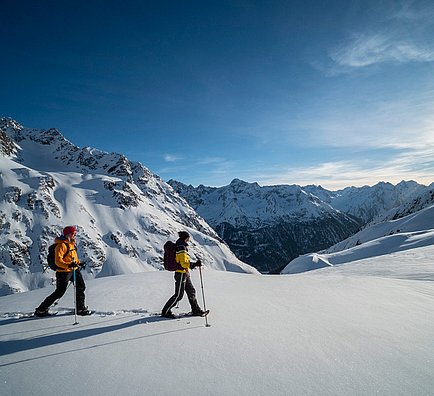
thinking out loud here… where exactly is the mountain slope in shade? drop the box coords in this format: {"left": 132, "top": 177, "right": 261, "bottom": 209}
{"left": 0, "top": 118, "right": 257, "bottom": 295}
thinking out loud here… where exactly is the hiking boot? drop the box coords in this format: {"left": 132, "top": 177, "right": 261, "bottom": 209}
{"left": 34, "top": 308, "right": 50, "bottom": 317}
{"left": 77, "top": 308, "right": 92, "bottom": 316}
{"left": 162, "top": 311, "right": 176, "bottom": 319}
{"left": 191, "top": 309, "right": 209, "bottom": 317}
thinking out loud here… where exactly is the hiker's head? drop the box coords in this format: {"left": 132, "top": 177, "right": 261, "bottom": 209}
{"left": 178, "top": 231, "right": 190, "bottom": 242}
{"left": 63, "top": 226, "right": 77, "bottom": 241}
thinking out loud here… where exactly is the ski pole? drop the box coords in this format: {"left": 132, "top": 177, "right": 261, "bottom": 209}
{"left": 73, "top": 268, "right": 79, "bottom": 325}
{"left": 198, "top": 266, "right": 210, "bottom": 327}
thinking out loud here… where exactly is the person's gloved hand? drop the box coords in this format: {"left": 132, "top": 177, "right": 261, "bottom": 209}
{"left": 68, "top": 262, "right": 79, "bottom": 269}
{"left": 190, "top": 260, "right": 202, "bottom": 269}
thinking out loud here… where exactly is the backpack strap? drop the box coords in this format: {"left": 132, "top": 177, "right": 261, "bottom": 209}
{"left": 62, "top": 243, "right": 70, "bottom": 260}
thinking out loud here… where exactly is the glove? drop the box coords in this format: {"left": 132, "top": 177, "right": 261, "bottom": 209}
{"left": 194, "top": 260, "right": 202, "bottom": 268}
{"left": 68, "top": 262, "right": 79, "bottom": 269}
{"left": 189, "top": 260, "right": 202, "bottom": 269}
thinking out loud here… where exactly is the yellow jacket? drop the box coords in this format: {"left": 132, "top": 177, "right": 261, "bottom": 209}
{"left": 54, "top": 237, "right": 80, "bottom": 272}
{"left": 175, "top": 240, "right": 190, "bottom": 274}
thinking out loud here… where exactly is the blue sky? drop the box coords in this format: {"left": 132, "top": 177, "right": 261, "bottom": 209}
{"left": 1, "top": 0, "right": 434, "bottom": 189}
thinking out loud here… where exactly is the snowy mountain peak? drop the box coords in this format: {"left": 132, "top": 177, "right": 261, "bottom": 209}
{"left": 0, "top": 117, "right": 67, "bottom": 148}
{"left": 229, "top": 178, "right": 260, "bottom": 189}
{"left": 0, "top": 117, "right": 23, "bottom": 132}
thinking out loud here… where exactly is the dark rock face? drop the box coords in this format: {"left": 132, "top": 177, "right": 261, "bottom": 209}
{"left": 215, "top": 215, "right": 361, "bottom": 273}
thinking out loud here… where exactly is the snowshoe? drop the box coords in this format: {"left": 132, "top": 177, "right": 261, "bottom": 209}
{"left": 191, "top": 309, "right": 209, "bottom": 317}
{"left": 34, "top": 309, "right": 56, "bottom": 317}
{"left": 77, "top": 308, "right": 92, "bottom": 316}
{"left": 162, "top": 311, "right": 177, "bottom": 319}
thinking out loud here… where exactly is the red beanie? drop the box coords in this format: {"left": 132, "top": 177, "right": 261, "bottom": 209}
{"left": 63, "top": 226, "right": 77, "bottom": 236}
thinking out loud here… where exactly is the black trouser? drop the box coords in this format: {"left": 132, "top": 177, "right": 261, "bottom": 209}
{"left": 162, "top": 272, "right": 201, "bottom": 314}
{"left": 37, "top": 270, "right": 86, "bottom": 311}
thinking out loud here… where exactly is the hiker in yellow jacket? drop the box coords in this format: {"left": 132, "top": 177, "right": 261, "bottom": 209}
{"left": 35, "top": 226, "right": 91, "bottom": 317}
{"left": 162, "top": 231, "right": 207, "bottom": 318}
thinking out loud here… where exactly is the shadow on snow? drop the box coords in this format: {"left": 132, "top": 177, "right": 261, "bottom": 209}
{"left": 0, "top": 314, "right": 202, "bottom": 366}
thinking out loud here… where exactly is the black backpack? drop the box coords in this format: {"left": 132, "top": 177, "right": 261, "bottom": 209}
{"left": 47, "top": 242, "right": 69, "bottom": 271}
{"left": 163, "top": 241, "right": 182, "bottom": 271}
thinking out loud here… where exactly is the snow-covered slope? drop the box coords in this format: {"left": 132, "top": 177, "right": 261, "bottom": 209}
{"left": 378, "top": 187, "right": 434, "bottom": 223}
{"left": 1, "top": 248, "right": 433, "bottom": 395}
{"left": 0, "top": 118, "right": 257, "bottom": 295}
{"left": 282, "top": 203, "right": 434, "bottom": 274}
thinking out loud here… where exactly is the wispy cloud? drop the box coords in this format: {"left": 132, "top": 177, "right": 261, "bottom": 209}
{"left": 391, "top": 1, "right": 434, "bottom": 21}
{"left": 330, "top": 33, "right": 434, "bottom": 69}
{"left": 196, "top": 156, "right": 228, "bottom": 165}
{"left": 164, "top": 153, "right": 183, "bottom": 162}
{"left": 255, "top": 146, "right": 434, "bottom": 190}
{"left": 323, "top": 1, "right": 434, "bottom": 74}
{"left": 296, "top": 89, "right": 434, "bottom": 153}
